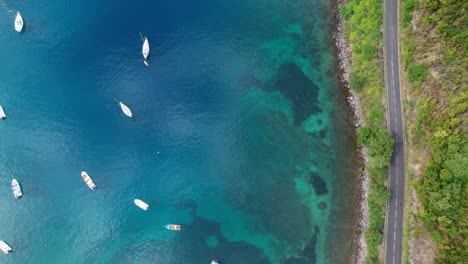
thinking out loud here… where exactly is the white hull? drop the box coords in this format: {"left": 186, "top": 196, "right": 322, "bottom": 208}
{"left": 0, "top": 105, "right": 6, "bottom": 119}
{"left": 81, "top": 171, "right": 96, "bottom": 189}
{"left": 142, "top": 37, "right": 149, "bottom": 60}
{"left": 134, "top": 199, "right": 149, "bottom": 210}
{"left": 14, "top": 12, "right": 23, "bottom": 32}
{"left": 0, "top": 241, "right": 12, "bottom": 254}
{"left": 11, "top": 179, "right": 22, "bottom": 199}
{"left": 119, "top": 102, "right": 133, "bottom": 118}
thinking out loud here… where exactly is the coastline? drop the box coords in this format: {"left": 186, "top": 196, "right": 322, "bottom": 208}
{"left": 332, "top": 1, "right": 369, "bottom": 263}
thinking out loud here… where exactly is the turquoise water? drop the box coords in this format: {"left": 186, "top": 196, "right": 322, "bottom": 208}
{"left": 0, "top": 0, "right": 357, "bottom": 263}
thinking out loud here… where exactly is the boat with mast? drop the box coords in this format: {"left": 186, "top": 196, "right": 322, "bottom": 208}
{"left": 140, "top": 32, "right": 150, "bottom": 66}
{"left": 114, "top": 99, "right": 133, "bottom": 118}
{"left": 142, "top": 36, "right": 149, "bottom": 60}
{"left": 14, "top": 11, "right": 23, "bottom": 32}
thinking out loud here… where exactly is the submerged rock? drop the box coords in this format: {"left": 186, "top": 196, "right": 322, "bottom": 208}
{"left": 282, "top": 257, "right": 308, "bottom": 264}
{"left": 300, "top": 226, "right": 320, "bottom": 263}
{"left": 318, "top": 202, "right": 327, "bottom": 210}
{"left": 266, "top": 63, "right": 321, "bottom": 125}
{"left": 309, "top": 172, "right": 328, "bottom": 195}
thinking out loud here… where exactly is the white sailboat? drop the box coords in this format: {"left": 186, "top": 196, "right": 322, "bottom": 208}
{"left": 11, "top": 179, "right": 22, "bottom": 199}
{"left": 134, "top": 199, "right": 149, "bottom": 210}
{"left": 14, "top": 12, "right": 23, "bottom": 32}
{"left": 142, "top": 37, "right": 150, "bottom": 60}
{"left": 0, "top": 105, "right": 6, "bottom": 119}
{"left": 115, "top": 99, "right": 133, "bottom": 118}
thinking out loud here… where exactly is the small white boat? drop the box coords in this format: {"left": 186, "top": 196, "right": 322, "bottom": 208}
{"left": 0, "top": 105, "right": 6, "bottom": 119}
{"left": 134, "top": 199, "right": 149, "bottom": 210}
{"left": 211, "top": 260, "right": 220, "bottom": 264}
{"left": 142, "top": 37, "right": 150, "bottom": 60}
{"left": 117, "top": 100, "right": 133, "bottom": 118}
{"left": 11, "top": 179, "right": 22, "bottom": 199}
{"left": 0, "top": 241, "right": 12, "bottom": 254}
{"left": 81, "top": 171, "right": 96, "bottom": 190}
{"left": 14, "top": 12, "right": 23, "bottom": 32}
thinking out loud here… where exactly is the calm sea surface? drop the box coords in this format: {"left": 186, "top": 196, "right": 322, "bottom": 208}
{"left": 0, "top": 0, "right": 357, "bottom": 263}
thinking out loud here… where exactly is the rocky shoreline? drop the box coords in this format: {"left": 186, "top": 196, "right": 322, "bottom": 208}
{"left": 332, "top": 1, "right": 369, "bottom": 263}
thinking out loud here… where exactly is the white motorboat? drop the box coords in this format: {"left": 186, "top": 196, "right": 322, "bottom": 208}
{"left": 117, "top": 100, "right": 133, "bottom": 118}
{"left": 134, "top": 199, "right": 149, "bottom": 210}
{"left": 11, "top": 179, "right": 22, "bottom": 199}
{"left": 0, "top": 105, "right": 6, "bottom": 119}
{"left": 14, "top": 12, "right": 23, "bottom": 32}
{"left": 0, "top": 241, "right": 12, "bottom": 254}
{"left": 81, "top": 171, "right": 96, "bottom": 190}
{"left": 211, "top": 260, "right": 220, "bottom": 264}
{"left": 142, "top": 37, "right": 150, "bottom": 60}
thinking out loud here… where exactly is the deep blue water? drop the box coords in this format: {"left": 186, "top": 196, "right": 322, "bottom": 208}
{"left": 0, "top": 0, "right": 357, "bottom": 263}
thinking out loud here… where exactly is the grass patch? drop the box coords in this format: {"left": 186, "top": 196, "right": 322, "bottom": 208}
{"left": 402, "top": 0, "right": 417, "bottom": 27}
{"left": 407, "top": 65, "right": 427, "bottom": 82}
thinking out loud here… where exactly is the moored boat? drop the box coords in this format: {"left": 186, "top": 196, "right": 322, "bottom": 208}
{"left": 134, "top": 199, "right": 149, "bottom": 210}
{"left": 14, "top": 12, "right": 23, "bottom": 32}
{"left": 0, "top": 105, "right": 6, "bottom": 119}
{"left": 81, "top": 171, "right": 96, "bottom": 190}
{"left": 11, "top": 179, "right": 22, "bottom": 199}
{"left": 118, "top": 101, "right": 133, "bottom": 118}
{"left": 0, "top": 241, "right": 12, "bottom": 254}
{"left": 164, "top": 224, "right": 181, "bottom": 231}
{"left": 142, "top": 37, "right": 150, "bottom": 60}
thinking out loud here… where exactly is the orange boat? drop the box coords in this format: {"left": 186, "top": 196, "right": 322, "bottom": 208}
{"left": 164, "top": 224, "right": 181, "bottom": 231}
{"left": 81, "top": 171, "right": 96, "bottom": 190}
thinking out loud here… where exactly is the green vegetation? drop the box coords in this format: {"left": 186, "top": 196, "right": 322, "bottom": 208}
{"left": 407, "top": 64, "right": 427, "bottom": 82}
{"left": 358, "top": 129, "right": 393, "bottom": 263}
{"left": 340, "top": 0, "right": 394, "bottom": 262}
{"left": 400, "top": 0, "right": 467, "bottom": 262}
{"left": 358, "top": 128, "right": 394, "bottom": 169}
{"left": 402, "top": 0, "right": 417, "bottom": 27}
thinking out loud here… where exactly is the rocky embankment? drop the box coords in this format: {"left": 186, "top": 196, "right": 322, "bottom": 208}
{"left": 333, "top": 1, "right": 369, "bottom": 263}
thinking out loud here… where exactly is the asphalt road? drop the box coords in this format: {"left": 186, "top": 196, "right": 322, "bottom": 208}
{"left": 384, "top": 0, "right": 406, "bottom": 263}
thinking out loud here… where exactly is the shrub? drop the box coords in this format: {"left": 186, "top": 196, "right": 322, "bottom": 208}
{"left": 402, "top": 0, "right": 417, "bottom": 27}
{"left": 407, "top": 65, "right": 427, "bottom": 82}
{"left": 350, "top": 74, "right": 366, "bottom": 91}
